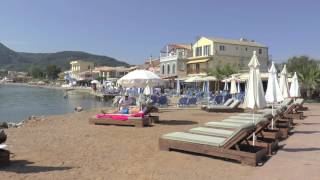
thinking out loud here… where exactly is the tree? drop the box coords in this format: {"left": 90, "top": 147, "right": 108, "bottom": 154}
{"left": 45, "top": 65, "right": 61, "bottom": 80}
{"left": 286, "top": 56, "right": 320, "bottom": 98}
{"left": 28, "top": 64, "right": 44, "bottom": 79}
{"left": 208, "top": 64, "right": 236, "bottom": 91}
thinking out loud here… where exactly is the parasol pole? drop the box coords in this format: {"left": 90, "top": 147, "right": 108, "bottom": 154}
{"left": 271, "top": 103, "right": 274, "bottom": 130}
{"left": 252, "top": 108, "right": 255, "bottom": 146}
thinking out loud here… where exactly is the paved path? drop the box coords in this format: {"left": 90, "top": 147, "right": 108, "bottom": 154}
{"left": 247, "top": 103, "right": 320, "bottom": 180}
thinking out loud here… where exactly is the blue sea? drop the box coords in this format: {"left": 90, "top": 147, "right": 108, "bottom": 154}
{"left": 0, "top": 84, "right": 111, "bottom": 123}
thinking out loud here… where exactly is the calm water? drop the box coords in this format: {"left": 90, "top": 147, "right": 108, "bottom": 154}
{"left": 0, "top": 85, "right": 111, "bottom": 123}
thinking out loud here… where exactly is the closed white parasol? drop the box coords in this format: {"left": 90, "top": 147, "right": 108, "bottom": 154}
{"left": 290, "top": 72, "right": 300, "bottom": 98}
{"left": 279, "top": 64, "right": 290, "bottom": 99}
{"left": 230, "top": 75, "right": 238, "bottom": 95}
{"left": 244, "top": 51, "right": 267, "bottom": 146}
{"left": 265, "top": 61, "right": 284, "bottom": 129}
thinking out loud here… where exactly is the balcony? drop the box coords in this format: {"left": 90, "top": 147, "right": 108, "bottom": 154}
{"left": 160, "top": 54, "right": 189, "bottom": 62}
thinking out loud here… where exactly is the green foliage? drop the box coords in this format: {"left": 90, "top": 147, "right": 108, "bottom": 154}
{"left": 208, "top": 64, "right": 236, "bottom": 91}
{"left": 46, "top": 65, "right": 61, "bottom": 80}
{"left": 286, "top": 56, "right": 320, "bottom": 97}
{"left": 0, "top": 69, "right": 7, "bottom": 77}
{"left": 28, "top": 65, "right": 45, "bottom": 79}
{"left": 208, "top": 64, "right": 236, "bottom": 80}
{"left": 0, "top": 42, "right": 129, "bottom": 72}
{"left": 96, "top": 76, "right": 106, "bottom": 81}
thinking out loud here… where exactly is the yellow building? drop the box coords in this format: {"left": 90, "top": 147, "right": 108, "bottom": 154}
{"left": 70, "top": 60, "right": 95, "bottom": 80}
{"left": 186, "top": 37, "right": 269, "bottom": 76}
{"left": 94, "top": 66, "right": 137, "bottom": 81}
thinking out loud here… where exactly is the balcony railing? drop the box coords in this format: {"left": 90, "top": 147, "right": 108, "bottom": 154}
{"left": 160, "top": 54, "right": 190, "bottom": 62}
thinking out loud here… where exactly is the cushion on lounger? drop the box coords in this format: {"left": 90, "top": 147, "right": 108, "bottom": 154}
{"left": 187, "top": 127, "right": 246, "bottom": 147}
{"left": 207, "top": 106, "right": 232, "bottom": 110}
{"left": 228, "top": 99, "right": 241, "bottom": 109}
{"left": 282, "top": 98, "right": 293, "bottom": 106}
{"left": 205, "top": 121, "right": 254, "bottom": 129}
{"left": 223, "top": 117, "right": 268, "bottom": 125}
{"left": 223, "top": 98, "right": 234, "bottom": 106}
{"left": 162, "top": 132, "right": 227, "bottom": 147}
{"left": 295, "top": 98, "right": 304, "bottom": 105}
{"left": 207, "top": 104, "right": 228, "bottom": 109}
{"left": 188, "top": 127, "right": 235, "bottom": 137}
{"left": 229, "top": 115, "right": 266, "bottom": 120}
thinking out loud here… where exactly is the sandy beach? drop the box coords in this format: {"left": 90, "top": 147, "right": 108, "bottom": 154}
{"left": 1, "top": 104, "right": 320, "bottom": 180}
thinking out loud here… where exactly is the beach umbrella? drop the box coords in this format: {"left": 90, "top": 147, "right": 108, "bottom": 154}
{"left": 176, "top": 79, "right": 180, "bottom": 95}
{"left": 230, "top": 75, "right": 238, "bottom": 95}
{"left": 290, "top": 72, "right": 300, "bottom": 99}
{"left": 279, "top": 64, "right": 290, "bottom": 99}
{"left": 184, "top": 76, "right": 203, "bottom": 82}
{"left": 265, "top": 62, "right": 284, "bottom": 129}
{"left": 237, "top": 81, "right": 241, "bottom": 93}
{"left": 117, "top": 70, "right": 162, "bottom": 88}
{"left": 244, "top": 51, "right": 267, "bottom": 146}
{"left": 202, "top": 81, "right": 206, "bottom": 92}
{"left": 91, "top": 80, "right": 100, "bottom": 84}
{"left": 143, "top": 85, "right": 151, "bottom": 95}
{"left": 223, "top": 81, "right": 229, "bottom": 91}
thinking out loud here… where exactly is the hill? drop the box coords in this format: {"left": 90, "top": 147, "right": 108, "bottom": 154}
{"left": 0, "top": 42, "right": 129, "bottom": 71}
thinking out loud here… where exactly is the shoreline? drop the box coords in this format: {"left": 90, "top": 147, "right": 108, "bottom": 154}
{"left": 1, "top": 82, "right": 92, "bottom": 93}
{"left": 0, "top": 83, "right": 101, "bottom": 126}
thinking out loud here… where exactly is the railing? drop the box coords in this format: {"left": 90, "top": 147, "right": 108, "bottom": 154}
{"left": 160, "top": 54, "right": 189, "bottom": 62}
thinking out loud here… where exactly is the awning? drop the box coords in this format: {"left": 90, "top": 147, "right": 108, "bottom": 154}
{"left": 186, "top": 59, "right": 209, "bottom": 64}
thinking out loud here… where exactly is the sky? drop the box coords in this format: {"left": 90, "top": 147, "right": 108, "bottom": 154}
{"left": 0, "top": 0, "right": 319, "bottom": 65}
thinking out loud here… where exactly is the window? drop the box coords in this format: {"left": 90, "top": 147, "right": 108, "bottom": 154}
{"left": 162, "top": 65, "right": 165, "bottom": 75}
{"left": 88, "top": 65, "right": 91, "bottom": 70}
{"left": 180, "top": 63, "right": 185, "bottom": 70}
{"left": 167, "top": 64, "right": 170, "bottom": 74}
{"left": 196, "top": 47, "right": 202, "bottom": 56}
{"left": 245, "top": 47, "right": 248, "bottom": 51}
{"left": 219, "top": 45, "right": 225, "bottom": 51}
{"left": 196, "top": 64, "right": 200, "bottom": 73}
{"left": 203, "top": 45, "right": 211, "bottom": 56}
{"left": 236, "top": 46, "right": 239, "bottom": 50}
{"left": 259, "top": 49, "right": 262, "bottom": 54}
{"left": 172, "top": 63, "right": 176, "bottom": 74}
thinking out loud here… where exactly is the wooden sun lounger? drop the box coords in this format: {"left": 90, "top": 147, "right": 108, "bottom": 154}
{"left": 0, "top": 149, "right": 10, "bottom": 167}
{"left": 159, "top": 122, "right": 267, "bottom": 166}
{"left": 89, "top": 105, "right": 158, "bottom": 127}
{"left": 89, "top": 115, "right": 151, "bottom": 127}
{"left": 295, "top": 98, "right": 308, "bottom": 111}
{"left": 221, "top": 116, "right": 279, "bottom": 155}
{"left": 201, "top": 98, "right": 234, "bottom": 110}
{"left": 205, "top": 100, "right": 244, "bottom": 113}
{"left": 231, "top": 111, "right": 283, "bottom": 138}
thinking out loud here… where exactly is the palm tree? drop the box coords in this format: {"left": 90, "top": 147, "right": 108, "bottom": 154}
{"left": 298, "top": 65, "right": 320, "bottom": 97}
{"left": 287, "top": 56, "right": 320, "bottom": 98}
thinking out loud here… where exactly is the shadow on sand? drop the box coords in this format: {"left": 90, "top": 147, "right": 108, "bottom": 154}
{"left": 281, "top": 147, "right": 320, "bottom": 152}
{"left": 0, "top": 160, "right": 72, "bottom": 174}
{"left": 294, "top": 131, "right": 320, "bottom": 134}
{"left": 302, "top": 122, "right": 320, "bottom": 126}
{"left": 156, "top": 120, "right": 198, "bottom": 125}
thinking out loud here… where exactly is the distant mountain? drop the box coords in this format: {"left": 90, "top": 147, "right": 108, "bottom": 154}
{"left": 0, "top": 42, "right": 129, "bottom": 71}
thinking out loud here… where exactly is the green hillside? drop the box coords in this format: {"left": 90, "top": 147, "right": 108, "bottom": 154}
{"left": 0, "top": 42, "right": 129, "bottom": 71}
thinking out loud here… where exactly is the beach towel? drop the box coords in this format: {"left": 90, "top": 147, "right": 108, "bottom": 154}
{"left": 95, "top": 111, "right": 145, "bottom": 121}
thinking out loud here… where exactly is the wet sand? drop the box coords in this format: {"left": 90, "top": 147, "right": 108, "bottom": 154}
{"left": 0, "top": 104, "right": 319, "bottom": 180}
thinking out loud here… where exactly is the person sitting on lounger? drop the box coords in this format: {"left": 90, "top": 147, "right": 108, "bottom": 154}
{"left": 118, "top": 93, "right": 130, "bottom": 114}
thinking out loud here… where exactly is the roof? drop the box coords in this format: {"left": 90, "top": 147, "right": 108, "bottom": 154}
{"left": 160, "top": 43, "right": 192, "bottom": 53}
{"left": 94, "top": 66, "right": 136, "bottom": 72}
{"left": 204, "top": 37, "right": 267, "bottom": 48}
{"left": 168, "top": 43, "right": 192, "bottom": 50}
